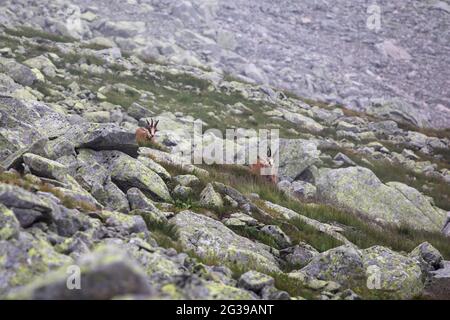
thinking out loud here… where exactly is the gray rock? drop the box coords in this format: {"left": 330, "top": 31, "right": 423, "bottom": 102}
{"left": 281, "top": 243, "right": 319, "bottom": 269}
{"left": 409, "top": 242, "right": 444, "bottom": 274}
{"left": 238, "top": 271, "right": 274, "bottom": 292}
{"left": 199, "top": 183, "right": 223, "bottom": 209}
{"left": 0, "top": 203, "right": 20, "bottom": 240}
{"left": 0, "top": 57, "right": 37, "bottom": 86}
{"left": 276, "top": 139, "right": 321, "bottom": 181}
{"left": 77, "top": 149, "right": 172, "bottom": 202}
{"left": 23, "top": 153, "right": 68, "bottom": 181}
{"left": 333, "top": 152, "right": 357, "bottom": 166}
{"left": 301, "top": 245, "right": 365, "bottom": 288}
{"left": 127, "top": 102, "right": 153, "bottom": 120}
{"left": 103, "top": 211, "right": 148, "bottom": 235}
{"left": 172, "top": 185, "right": 193, "bottom": 201}
{"left": 171, "top": 211, "right": 280, "bottom": 272}
{"left": 316, "top": 166, "right": 446, "bottom": 231}
{"left": 260, "top": 285, "right": 290, "bottom": 300}
{"left": 260, "top": 225, "right": 291, "bottom": 248}
{"left": 10, "top": 245, "right": 151, "bottom": 300}
{"left": 423, "top": 261, "right": 450, "bottom": 300}
{"left": 173, "top": 174, "right": 200, "bottom": 187}
{"left": 0, "top": 183, "right": 52, "bottom": 228}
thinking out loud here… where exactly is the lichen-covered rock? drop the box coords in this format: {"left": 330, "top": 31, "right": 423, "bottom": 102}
{"left": 172, "top": 185, "right": 193, "bottom": 201}
{"left": 301, "top": 245, "right": 365, "bottom": 288}
{"left": 8, "top": 245, "right": 151, "bottom": 300}
{"left": 0, "top": 203, "right": 20, "bottom": 240}
{"left": 137, "top": 156, "right": 171, "bottom": 181}
{"left": 171, "top": 211, "right": 280, "bottom": 272}
{"left": 0, "top": 231, "right": 73, "bottom": 297}
{"left": 260, "top": 225, "right": 291, "bottom": 248}
{"left": 362, "top": 246, "right": 424, "bottom": 299}
{"left": 0, "top": 57, "right": 37, "bottom": 86}
{"left": 78, "top": 149, "right": 172, "bottom": 202}
{"left": 199, "top": 183, "right": 223, "bottom": 209}
{"left": 0, "top": 97, "right": 70, "bottom": 164}
{"left": 102, "top": 211, "right": 148, "bottom": 235}
{"left": 280, "top": 243, "right": 319, "bottom": 269}
{"left": 238, "top": 271, "right": 274, "bottom": 292}
{"left": 23, "top": 55, "right": 57, "bottom": 78}
{"left": 173, "top": 174, "right": 200, "bottom": 187}
{"left": 0, "top": 183, "right": 52, "bottom": 227}
{"left": 409, "top": 242, "right": 444, "bottom": 275}
{"left": 316, "top": 166, "right": 446, "bottom": 231}
{"left": 23, "top": 153, "right": 68, "bottom": 181}
{"left": 276, "top": 139, "right": 321, "bottom": 181}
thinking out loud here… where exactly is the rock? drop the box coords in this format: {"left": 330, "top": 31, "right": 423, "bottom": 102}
{"left": 61, "top": 123, "right": 138, "bottom": 157}
{"left": 280, "top": 243, "right": 319, "bottom": 268}
{"left": 23, "top": 153, "right": 68, "bottom": 181}
{"left": 423, "top": 261, "right": 450, "bottom": 300}
{"left": 443, "top": 213, "right": 450, "bottom": 237}
{"left": 23, "top": 55, "right": 57, "bottom": 78}
{"left": 362, "top": 246, "right": 423, "bottom": 299}
{"left": 172, "top": 185, "right": 193, "bottom": 201}
{"left": 0, "top": 183, "right": 52, "bottom": 228}
{"left": 368, "top": 98, "right": 428, "bottom": 128}
{"left": 0, "top": 57, "right": 37, "bottom": 86}
{"left": 173, "top": 174, "right": 200, "bottom": 187}
{"left": 260, "top": 286, "right": 290, "bottom": 300}
{"left": 0, "top": 203, "right": 20, "bottom": 240}
{"left": 238, "top": 271, "right": 274, "bottom": 292}
{"left": 171, "top": 211, "right": 280, "bottom": 272}
{"left": 10, "top": 245, "right": 151, "bottom": 299}
{"left": 276, "top": 139, "right": 321, "bottom": 180}
{"left": 103, "top": 211, "right": 148, "bottom": 235}
{"left": 78, "top": 149, "right": 172, "bottom": 202}
{"left": 0, "top": 231, "right": 73, "bottom": 296}
{"left": 126, "top": 188, "right": 158, "bottom": 212}
{"left": 333, "top": 152, "right": 357, "bottom": 166}
{"left": 409, "top": 242, "right": 444, "bottom": 274}
{"left": 127, "top": 102, "right": 153, "bottom": 120}
{"left": 278, "top": 180, "right": 317, "bottom": 200}
{"left": 282, "top": 110, "right": 324, "bottom": 133}
{"left": 199, "top": 183, "right": 223, "bottom": 209}
{"left": 260, "top": 225, "right": 291, "bottom": 248}
{"left": 0, "top": 97, "right": 70, "bottom": 165}
{"left": 137, "top": 156, "right": 171, "bottom": 181}
{"left": 402, "top": 149, "right": 419, "bottom": 160}
{"left": 301, "top": 245, "right": 366, "bottom": 288}
{"left": 83, "top": 111, "right": 111, "bottom": 123}
{"left": 316, "top": 166, "right": 446, "bottom": 231}
{"left": 75, "top": 155, "right": 129, "bottom": 213}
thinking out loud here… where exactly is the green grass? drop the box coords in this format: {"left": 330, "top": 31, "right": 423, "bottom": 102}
{"left": 228, "top": 225, "right": 281, "bottom": 249}
{"left": 5, "top": 26, "right": 75, "bottom": 43}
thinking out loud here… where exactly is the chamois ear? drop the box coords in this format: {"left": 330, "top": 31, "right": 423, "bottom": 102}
{"left": 155, "top": 120, "right": 159, "bottom": 128}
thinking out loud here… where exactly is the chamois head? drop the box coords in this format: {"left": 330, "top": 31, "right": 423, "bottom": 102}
{"left": 145, "top": 118, "right": 159, "bottom": 139}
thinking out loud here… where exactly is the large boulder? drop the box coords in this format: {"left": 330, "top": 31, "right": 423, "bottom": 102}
{"left": 0, "top": 231, "right": 73, "bottom": 297}
{"left": 77, "top": 149, "right": 171, "bottom": 202}
{"left": 362, "top": 246, "right": 424, "bottom": 299}
{"left": 0, "top": 57, "right": 37, "bottom": 86}
{"left": 0, "top": 97, "right": 70, "bottom": 166}
{"left": 171, "top": 211, "right": 280, "bottom": 272}
{"left": 275, "top": 139, "right": 320, "bottom": 181}
{"left": 0, "top": 183, "right": 52, "bottom": 228}
{"left": 315, "top": 166, "right": 446, "bottom": 231}
{"left": 300, "top": 245, "right": 366, "bottom": 288}
{"left": 9, "top": 245, "right": 152, "bottom": 299}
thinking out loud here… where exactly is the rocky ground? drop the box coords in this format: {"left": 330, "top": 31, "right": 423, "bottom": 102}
{"left": 0, "top": 22, "right": 450, "bottom": 300}
{"left": 0, "top": 0, "right": 449, "bottom": 129}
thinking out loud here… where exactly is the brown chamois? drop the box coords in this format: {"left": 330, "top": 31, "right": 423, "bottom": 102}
{"left": 249, "top": 147, "right": 278, "bottom": 184}
{"left": 136, "top": 118, "right": 159, "bottom": 146}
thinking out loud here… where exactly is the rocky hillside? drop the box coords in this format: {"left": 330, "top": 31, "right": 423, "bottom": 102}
{"left": 1, "top": 0, "right": 449, "bottom": 129}
{"left": 0, "top": 25, "right": 450, "bottom": 300}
